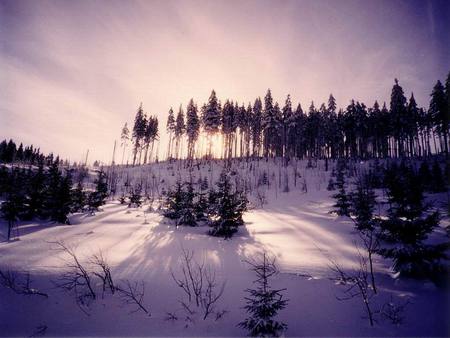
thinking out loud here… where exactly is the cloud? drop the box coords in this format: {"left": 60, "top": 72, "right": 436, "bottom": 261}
{"left": 0, "top": 0, "right": 448, "bottom": 162}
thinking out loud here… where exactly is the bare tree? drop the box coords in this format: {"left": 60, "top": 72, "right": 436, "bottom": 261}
{"left": 171, "top": 247, "right": 226, "bottom": 320}
{"left": 116, "top": 280, "right": 151, "bottom": 316}
{"left": 50, "top": 241, "right": 96, "bottom": 311}
{"left": 201, "top": 267, "right": 225, "bottom": 320}
{"left": 379, "top": 295, "right": 410, "bottom": 325}
{"left": 329, "top": 249, "right": 375, "bottom": 327}
{"left": 359, "top": 229, "right": 380, "bottom": 294}
{"left": 90, "top": 251, "right": 115, "bottom": 296}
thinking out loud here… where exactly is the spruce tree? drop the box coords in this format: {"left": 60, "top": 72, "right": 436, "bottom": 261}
{"left": 43, "top": 159, "right": 63, "bottom": 220}
{"left": 163, "top": 181, "right": 185, "bottom": 220}
{"left": 120, "top": 123, "right": 130, "bottom": 165}
{"left": 379, "top": 163, "right": 447, "bottom": 278}
{"left": 186, "top": 99, "right": 200, "bottom": 160}
{"left": 202, "top": 90, "right": 222, "bottom": 157}
{"left": 71, "top": 181, "right": 86, "bottom": 212}
{"left": 1, "top": 170, "right": 24, "bottom": 240}
{"left": 251, "top": 97, "right": 263, "bottom": 157}
{"left": 51, "top": 170, "right": 73, "bottom": 224}
{"left": 178, "top": 181, "right": 197, "bottom": 226}
{"left": 132, "top": 104, "right": 147, "bottom": 166}
{"left": 331, "top": 164, "right": 350, "bottom": 216}
{"left": 350, "top": 176, "right": 377, "bottom": 231}
{"left": 87, "top": 170, "right": 108, "bottom": 213}
{"left": 174, "top": 106, "right": 185, "bottom": 159}
{"left": 429, "top": 80, "right": 448, "bottom": 154}
{"left": 239, "top": 253, "right": 288, "bottom": 337}
{"left": 166, "top": 107, "right": 176, "bottom": 159}
{"left": 24, "top": 163, "right": 46, "bottom": 219}
{"left": 209, "top": 172, "right": 247, "bottom": 239}
{"left": 128, "top": 184, "right": 143, "bottom": 208}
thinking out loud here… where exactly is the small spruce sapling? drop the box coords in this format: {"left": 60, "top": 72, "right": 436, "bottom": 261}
{"left": 239, "top": 252, "right": 288, "bottom": 337}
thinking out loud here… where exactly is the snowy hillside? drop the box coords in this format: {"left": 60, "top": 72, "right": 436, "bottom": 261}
{"left": 1, "top": 159, "right": 448, "bottom": 336}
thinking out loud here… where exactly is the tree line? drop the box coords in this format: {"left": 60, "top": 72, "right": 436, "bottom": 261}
{"left": 123, "top": 72, "right": 449, "bottom": 165}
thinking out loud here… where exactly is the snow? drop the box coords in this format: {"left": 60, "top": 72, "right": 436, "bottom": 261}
{"left": 0, "top": 159, "right": 449, "bottom": 336}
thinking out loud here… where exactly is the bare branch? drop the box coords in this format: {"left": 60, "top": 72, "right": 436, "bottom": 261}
{"left": 0, "top": 269, "right": 48, "bottom": 298}
{"left": 116, "top": 280, "right": 151, "bottom": 316}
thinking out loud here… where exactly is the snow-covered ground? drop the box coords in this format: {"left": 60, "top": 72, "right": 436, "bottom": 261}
{"left": 1, "top": 160, "right": 449, "bottom": 336}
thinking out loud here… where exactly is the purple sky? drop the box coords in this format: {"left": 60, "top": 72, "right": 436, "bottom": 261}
{"left": 1, "top": 0, "right": 449, "bottom": 163}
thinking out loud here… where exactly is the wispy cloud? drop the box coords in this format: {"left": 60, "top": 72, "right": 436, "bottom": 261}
{"left": 1, "top": 0, "right": 448, "bottom": 162}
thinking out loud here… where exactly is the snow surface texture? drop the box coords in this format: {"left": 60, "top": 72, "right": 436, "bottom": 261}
{"left": 0, "top": 159, "right": 449, "bottom": 336}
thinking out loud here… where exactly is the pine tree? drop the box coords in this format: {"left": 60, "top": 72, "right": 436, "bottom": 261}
{"left": 178, "top": 181, "right": 197, "bottom": 226}
{"left": 195, "top": 179, "right": 209, "bottom": 222}
{"left": 379, "top": 163, "right": 447, "bottom": 277}
{"left": 1, "top": 170, "right": 24, "bottom": 240}
{"left": 350, "top": 176, "right": 377, "bottom": 231}
{"left": 51, "top": 170, "right": 73, "bottom": 224}
{"left": 429, "top": 80, "right": 448, "bottom": 154}
{"left": 166, "top": 107, "right": 176, "bottom": 159}
{"left": 202, "top": 90, "right": 222, "bottom": 157}
{"left": 390, "top": 79, "right": 408, "bottom": 157}
{"left": 71, "top": 181, "right": 86, "bottom": 212}
{"left": 163, "top": 181, "right": 185, "bottom": 220}
{"left": 186, "top": 98, "right": 200, "bottom": 160}
{"left": 43, "top": 159, "right": 63, "bottom": 220}
{"left": 120, "top": 123, "right": 130, "bottom": 165}
{"left": 163, "top": 181, "right": 197, "bottom": 226}
{"left": 251, "top": 97, "right": 263, "bottom": 157}
{"left": 174, "top": 106, "right": 185, "bottom": 159}
{"left": 128, "top": 184, "right": 143, "bottom": 208}
{"left": 132, "top": 104, "right": 147, "bottom": 166}
{"left": 239, "top": 253, "right": 288, "bottom": 337}
{"left": 24, "top": 163, "right": 46, "bottom": 219}
{"left": 87, "top": 170, "right": 108, "bottom": 213}
{"left": 331, "top": 164, "right": 350, "bottom": 216}
{"left": 209, "top": 172, "right": 247, "bottom": 239}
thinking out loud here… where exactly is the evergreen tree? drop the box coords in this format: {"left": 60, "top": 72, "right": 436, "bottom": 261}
{"left": 174, "top": 106, "right": 185, "bottom": 159}
{"left": 251, "top": 97, "right": 263, "bottom": 157}
{"left": 1, "top": 170, "right": 24, "bottom": 240}
{"left": 166, "top": 107, "right": 176, "bottom": 159}
{"left": 132, "top": 104, "right": 147, "bottom": 166}
{"left": 178, "top": 181, "right": 197, "bottom": 226}
{"left": 163, "top": 181, "right": 196, "bottom": 226}
{"left": 120, "top": 123, "right": 130, "bottom": 165}
{"left": 350, "top": 176, "right": 377, "bottom": 231}
{"left": 87, "top": 170, "right": 108, "bottom": 213}
{"left": 128, "top": 184, "right": 143, "bottom": 208}
{"left": 43, "top": 159, "right": 63, "bottom": 220}
{"left": 331, "top": 163, "right": 350, "bottom": 216}
{"left": 186, "top": 99, "right": 200, "bottom": 160}
{"left": 202, "top": 90, "right": 222, "bottom": 157}
{"left": 71, "top": 181, "right": 86, "bottom": 212}
{"left": 379, "top": 163, "right": 447, "bottom": 277}
{"left": 429, "top": 80, "right": 448, "bottom": 154}
{"left": 239, "top": 253, "right": 288, "bottom": 337}
{"left": 164, "top": 181, "right": 183, "bottom": 219}
{"left": 209, "top": 172, "right": 247, "bottom": 239}
{"left": 390, "top": 79, "right": 408, "bottom": 157}
{"left": 51, "top": 170, "right": 73, "bottom": 224}
{"left": 24, "top": 163, "right": 46, "bottom": 219}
